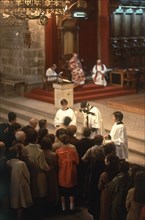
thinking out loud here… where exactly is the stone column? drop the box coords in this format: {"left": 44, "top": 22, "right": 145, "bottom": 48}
{"left": 97, "top": 0, "right": 110, "bottom": 66}
{"left": 53, "top": 83, "right": 74, "bottom": 108}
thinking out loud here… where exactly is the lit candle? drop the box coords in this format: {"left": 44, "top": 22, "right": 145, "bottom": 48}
{"left": 100, "top": 118, "right": 103, "bottom": 135}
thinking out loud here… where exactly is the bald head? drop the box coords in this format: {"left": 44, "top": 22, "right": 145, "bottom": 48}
{"left": 15, "top": 131, "right": 26, "bottom": 143}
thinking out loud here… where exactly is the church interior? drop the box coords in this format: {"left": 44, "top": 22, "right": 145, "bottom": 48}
{"left": 0, "top": 0, "right": 145, "bottom": 91}
{"left": 0, "top": 0, "right": 145, "bottom": 220}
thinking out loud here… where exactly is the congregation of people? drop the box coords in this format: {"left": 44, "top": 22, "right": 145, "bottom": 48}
{"left": 0, "top": 101, "right": 145, "bottom": 220}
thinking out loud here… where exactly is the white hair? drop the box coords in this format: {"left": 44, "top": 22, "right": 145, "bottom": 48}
{"left": 15, "top": 131, "right": 26, "bottom": 142}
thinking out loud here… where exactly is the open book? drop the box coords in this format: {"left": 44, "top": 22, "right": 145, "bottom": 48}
{"left": 57, "top": 71, "right": 72, "bottom": 83}
{"left": 61, "top": 79, "right": 72, "bottom": 83}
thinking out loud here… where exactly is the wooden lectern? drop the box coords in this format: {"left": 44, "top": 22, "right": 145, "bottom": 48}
{"left": 53, "top": 82, "right": 74, "bottom": 108}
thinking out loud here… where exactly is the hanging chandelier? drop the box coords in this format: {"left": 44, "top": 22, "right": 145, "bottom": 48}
{"left": 0, "top": 0, "right": 74, "bottom": 25}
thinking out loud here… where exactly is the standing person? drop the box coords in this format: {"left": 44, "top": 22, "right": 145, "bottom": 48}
{"left": 79, "top": 101, "right": 104, "bottom": 137}
{"left": 38, "top": 119, "right": 48, "bottom": 130}
{"left": 75, "top": 127, "right": 94, "bottom": 202}
{"left": 54, "top": 99, "right": 76, "bottom": 128}
{"left": 68, "top": 53, "right": 85, "bottom": 86}
{"left": 45, "top": 64, "right": 57, "bottom": 82}
{"left": 5, "top": 122, "right": 22, "bottom": 153}
{"left": 98, "top": 155, "right": 120, "bottom": 220}
{"left": 7, "top": 145, "right": 33, "bottom": 220}
{"left": 140, "top": 205, "right": 145, "bottom": 220}
{"left": 22, "top": 129, "right": 49, "bottom": 218}
{"left": 92, "top": 59, "right": 107, "bottom": 86}
{"left": 109, "top": 160, "right": 131, "bottom": 220}
{"left": 0, "top": 112, "right": 17, "bottom": 145}
{"left": 105, "top": 111, "right": 128, "bottom": 160}
{"left": 52, "top": 128, "right": 68, "bottom": 152}
{"left": 38, "top": 119, "right": 49, "bottom": 145}
{"left": 21, "top": 118, "right": 38, "bottom": 145}
{"left": 126, "top": 171, "right": 145, "bottom": 220}
{"left": 0, "top": 142, "right": 10, "bottom": 219}
{"left": 67, "top": 125, "right": 79, "bottom": 146}
{"left": 55, "top": 134, "right": 79, "bottom": 214}
{"left": 82, "top": 138, "right": 105, "bottom": 220}
{"left": 40, "top": 137, "right": 59, "bottom": 212}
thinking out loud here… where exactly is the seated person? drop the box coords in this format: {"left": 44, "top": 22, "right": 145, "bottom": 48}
{"left": 45, "top": 64, "right": 57, "bottom": 82}
{"left": 92, "top": 59, "right": 107, "bottom": 86}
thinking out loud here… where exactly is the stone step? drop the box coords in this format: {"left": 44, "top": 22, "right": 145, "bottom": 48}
{"left": 0, "top": 100, "right": 55, "bottom": 132}
{"left": 128, "top": 138, "right": 145, "bottom": 167}
{"left": 128, "top": 151, "right": 145, "bottom": 167}
{"left": 25, "top": 93, "right": 54, "bottom": 104}
{"left": 0, "top": 98, "right": 54, "bottom": 119}
{"left": 0, "top": 111, "right": 55, "bottom": 134}
{"left": 0, "top": 97, "right": 82, "bottom": 128}
{"left": 74, "top": 90, "right": 136, "bottom": 103}
{"left": 24, "top": 84, "right": 136, "bottom": 104}
{"left": 0, "top": 97, "right": 145, "bottom": 163}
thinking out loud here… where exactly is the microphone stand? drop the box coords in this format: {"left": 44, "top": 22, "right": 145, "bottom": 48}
{"left": 83, "top": 111, "right": 95, "bottom": 127}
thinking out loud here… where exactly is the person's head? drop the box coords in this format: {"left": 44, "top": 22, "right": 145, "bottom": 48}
{"left": 60, "top": 99, "right": 68, "bottom": 110}
{"left": 29, "top": 118, "right": 38, "bottom": 129}
{"left": 26, "top": 129, "right": 38, "bottom": 144}
{"left": 38, "top": 119, "right": 47, "bottom": 129}
{"left": 112, "top": 111, "right": 123, "bottom": 123}
{"left": 67, "top": 125, "right": 77, "bottom": 136}
{"left": 38, "top": 128, "right": 49, "bottom": 142}
{"left": 97, "top": 59, "right": 102, "bottom": 65}
{"left": 9, "top": 146, "right": 19, "bottom": 159}
{"left": 8, "top": 112, "right": 17, "bottom": 124}
{"left": 0, "top": 141, "right": 6, "bottom": 153}
{"left": 134, "top": 171, "right": 145, "bottom": 204}
{"left": 80, "top": 101, "right": 90, "bottom": 113}
{"left": 103, "top": 142, "right": 116, "bottom": 157}
{"left": 73, "top": 53, "right": 78, "bottom": 58}
{"left": 119, "top": 160, "right": 130, "bottom": 173}
{"left": 105, "top": 155, "right": 120, "bottom": 180}
{"left": 82, "top": 127, "right": 91, "bottom": 138}
{"left": 0, "top": 141, "right": 5, "bottom": 148}
{"left": 40, "top": 136, "right": 52, "bottom": 150}
{"left": 80, "top": 101, "right": 89, "bottom": 109}
{"left": 55, "top": 128, "right": 68, "bottom": 139}
{"left": 93, "top": 134, "right": 104, "bottom": 146}
{"left": 51, "top": 64, "right": 57, "bottom": 71}
{"left": 59, "top": 134, "right": 69, "bottom": 145}
{"left": 106, "top": 154, "right": 119, "bottom": 166}
{"left": 129, "top": 164, "right": 143, "bottom": 183}
{"left": 48, "top": 133, "right": 55, "bottom": 144}
{"left": 63, "top": 116, "right": 72, "bottom": 126}
{"left": 15, "top": 131, "right": 26, "bottom": 143}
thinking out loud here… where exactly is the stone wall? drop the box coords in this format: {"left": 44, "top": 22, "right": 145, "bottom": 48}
{"left": 0, "top": 15, "right": 45, "bottom": 89}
